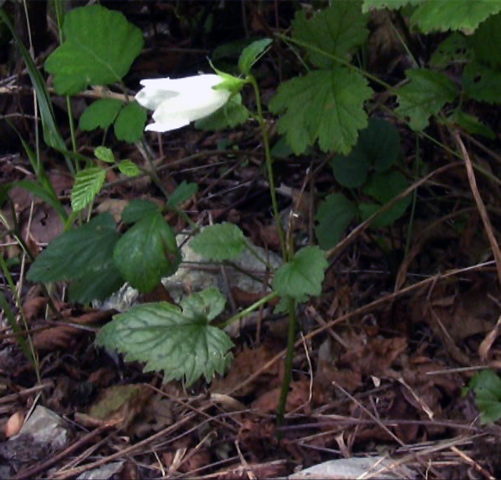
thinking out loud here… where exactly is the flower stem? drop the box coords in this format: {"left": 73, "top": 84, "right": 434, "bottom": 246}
{"left": 248, "top": 76, "right": 287, "bottom": 261}
{"left": 248, "top": 75, "right": 296, "bottom": 426}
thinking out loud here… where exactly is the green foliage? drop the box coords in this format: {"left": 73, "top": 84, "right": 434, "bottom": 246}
{"left": 359, "top": 171, "right": 411, "bottom": 227}
{"left": 411, "top": 0, "right": 501, "bottom": 33}
{"left": 292, "top": 1, "right": 369, "bottom": 68}
{"left": 315, "top": 194, "right": 358, "bottom": 250}
{"left": 270, "top": 68, "right": 372, "bottom": 155}
{"left": 331, "top": 118, "right": 401, "bottom": 188}
{"left": 114, "top": 101, "right": 147, "bottom": 142}
{"left": 190, "top": 223, "right": 247, "bottom": 260}
{"left": 167, "top": 181, "right": 198, "bottom": 208}
{"left": 96, "top": 288, "right": 233, "bottom": 386}
{"left": 113, "top": 210, "right": 180, "bottom": 293}
{"left": 117, "top": 159, "right": 141, "bottom": 177}
{"left": 195, "top": 94, "right": 249, "bottom": 131}
{"left": 466, "top": 369, "right": 501, "bottom": 424}
{"left": 79, "top": 98, "right": 124, "bottom": 130}
{"left": 396, "top": 69, "right": 457, "bottom": 131}
{"left": 94, "top": 146, "right": 115, "bottom": 164}
{"left": 71, "top": 167, "right": 107, "bottom": 212}
{"left": 463, "top": 63, "right": 501, "bottom": 104}
{"left": 238, "top": 38, "right": 272, "bottom": 75}
{"left": 470, "top": 13, "right": 501, "bottom": 68}
{"left": 122, "top": 199, "right": 160, "bottom": 224}
{"left": 27, "top": 214, "right": 123, "bottom": 303}
{"left": 363, "top": 0, "right": 501, "bottom": 33}
{"left": 273, "top": 247, "right": 328, "bottom": 300}
{"left": 45, "top": 5, "right": 144, "bottom": 95}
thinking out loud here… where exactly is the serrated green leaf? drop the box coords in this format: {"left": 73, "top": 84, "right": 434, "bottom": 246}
{"left": 79, "top": 98, "right": 124, "bottom": 131}
{"left": 331, "top": 118, "right": 401, "bottom": 188}
{"left": 470, "top": 12, "right": 501, "bottom": 69}
{"left": 121, "top": 199, "right": 161, "bottom": 224}
{"left": 238, "top": 38, "right": 272, "bottom": 75}
{"left": 117, "top": 159, "right": 141, "bottom": 177}
{"left": 113, "top": 211, "right": 180, "bottom": 292}
{"left": 359, "top": 170, "right": 411, "bottom": 227}
{"left": 430, "top": 33, "right": 472, "bottom": 69}
{"left": 167, "top": 181, "right": 198, "bottom": 208}
{"left": 71, "top": 167, "right": 107, "bottom": 212}
{"left": 27, "top": 213, "right": 119, "bottom": 283}
{"left": 273, "top": 246, "right": 327, "bottom": 299}
{"left": 463, "top": 62, "right": 501, "bottom": 104}
{"left": 45, "top": 5, "right": 144, "bottom": 95}
{"left": 68, "top": 262, "right": 123, "bottom": 303}
{"left": 190, "top": 223, "right": 246, "bottom": 260}
{"left": 396, "top": 69, "right": 457, "bottom": 131}
{"left": 293, "top": 2, "right": 369, "bottom": 68}
{"left": 467, "top": 369, "right": 501, "bottom": 424}
{"left": 450, "top": 111, "right": 495, "bottom": 139}
{"left": 96, "top": 287, "right": 233, "bottom": 386}
{"left": 94, "top": 146, "right": 115, "bottom": 163}
{"left": 195, "top": 94, "right": 249, "bottom": 131}
{"left": 411, "top": 0, "right": 501, "bottom": 33}
{"left": 362, "top": 0, "right": 419, "bottom": 13}
{"left": 269, "top": 67, "right": 372, "bottom": 155}
{"left": 315, "top": 193, "right": 358, "bottom": 250}
{"left": 114, "top": 101, "right": 147, "bottom": 143}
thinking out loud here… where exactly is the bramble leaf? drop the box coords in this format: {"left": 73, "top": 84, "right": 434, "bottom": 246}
{"left": 463, "top": 62, "right": 501, "bottom": 104}
{"left": 396, "top": 69, "right": 457, "bottom": 131}
{"left": 361, "top": 0, "right": 418, "bottom": 12}
{"left": 238, "top": 38, "right": 272, "bottom": 75}
{"left": 96, "top": 287, "right": 233, "bottom": 386}
{"left": 121, "top": 199, "right": 160, "bottom": 224}
{"left": 411, "top": 0, "right": 501, "bottom": 33}
{"left": 71, "top": 167, "right": 106, "bottom": 212}
{"left": 293, "top": 2, "right": 369, "bottom": 68}
{"left": 113, "top": 211, "right": 180, "bottom": 292}
{"left": 114, "top": 101, "right": 147, "bottom": 142}
{"left": 315, "top": 194, "right": 358, "bottom": 250}
{"left": 94, "top": 146, "right": 115, "bottom": 164}
{"left": 450, "top": 111, "right": 495, "bottom": 140}
{"left": 117, "top": 159, "right": 141, "bottom": 177}
{"left": 79, "top": 98, "right": 124, "bottom": 131}
{"left": 45, "top": 5, "right": 143, "bottom": 95}
{"left": 273, "top": 246, "right": 328, "bottom": 300}
{"left": 190, "top": 223, "right": 247, "bottom": 260}
{"left": 269, "top": 67, "right": 372, "bottom": 155}
{"left": 27, "top": 214, "right": 123, "bottom": 301}
{"left": 470, "top": 13, "right": 501, "bottom": 69}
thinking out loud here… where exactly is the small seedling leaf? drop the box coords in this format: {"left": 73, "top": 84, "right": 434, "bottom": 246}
{"left": 117, "top": 159, "right": 141, "bottom": 177}
{"left": 238, "top": 38, "right": 272, "bottom": 75}
{"left": 190, "top": 223, "right": 246, "bottom": 260}
{"left": 467, "top": 369, "right": 501, "bottom": 424}
{"left": 71, "top": 167, "right": 107, "bottom": 212}
{"left": 96, "top": 287, "right": 233, "bottom": 386}
{"left": 94, "top": 146, "right": 115, "bottom": 164}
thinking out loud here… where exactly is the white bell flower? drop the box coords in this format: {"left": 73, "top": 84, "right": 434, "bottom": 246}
{"left": 135, "top": 74, "right": 232, "bottom": 132}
